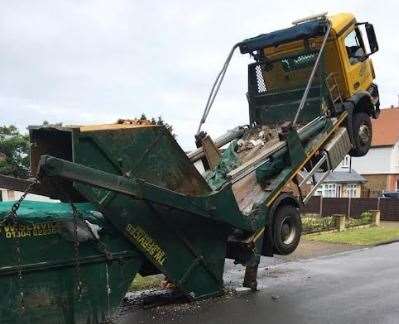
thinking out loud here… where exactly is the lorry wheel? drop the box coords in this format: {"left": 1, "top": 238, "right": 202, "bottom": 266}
{"left": 272, "top": 205, "right": 302, "bottom": 255}
{"left": 349, "top": 112, "right": 372, "bottom": 157}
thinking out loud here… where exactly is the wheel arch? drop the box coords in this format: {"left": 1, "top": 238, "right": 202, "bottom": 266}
{"left": 261, "top": 193, "right": 300, "bottom": 257}
{"left": 269, "top": 192, "right": 300, "bottom": 217}
{"left": 346, "top": 91, "right": 377, "bottom": 118}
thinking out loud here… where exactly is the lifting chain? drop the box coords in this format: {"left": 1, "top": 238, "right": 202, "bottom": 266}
{"left": 51, "top": 177, "right": 114, "bottom": 305}
{"left": 1, "top": 177, "right": 40, "bottom": 313}
{"left": 1, "top": 175, "right": 114, "bottom": 312}
{"left": 49, "top": 179, "right": 84, "bottom": 298}
{"left": 69, "top": 200, "right": 83, "bottom": 298}
{"left": 68, "top": 198, "right": 114, "bottom": 302}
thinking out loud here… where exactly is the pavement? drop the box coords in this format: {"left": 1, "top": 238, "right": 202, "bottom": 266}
{"left": 116, "top": 242, "right": 399, "bottom": 324}
{"left": 381, "top": 220, "right": 399, "bottom": 229}
{"left": 276, "top": 239, "right": 363, "bottom": 261}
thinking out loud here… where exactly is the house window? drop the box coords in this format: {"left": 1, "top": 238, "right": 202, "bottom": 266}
{"left": 340, "top": 155, "right": 350, "bottom": 168}
{"left": 346, "top": 184, "right": 358, "bottom": 197}
{"left": 322, "top": 183, "right": 337, "bottom": 198}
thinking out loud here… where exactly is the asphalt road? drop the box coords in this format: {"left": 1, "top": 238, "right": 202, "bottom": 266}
{"left": 117, "top": 242, "right": 399, "bottom": 324}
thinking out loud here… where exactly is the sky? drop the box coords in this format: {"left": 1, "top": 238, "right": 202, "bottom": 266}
{"left": 0, "top": 0, "right": 398, "bottom": 150}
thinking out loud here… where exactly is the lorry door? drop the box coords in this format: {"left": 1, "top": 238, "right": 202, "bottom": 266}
{"left": 339, "top": 26, "right": 374, "bottom": 95}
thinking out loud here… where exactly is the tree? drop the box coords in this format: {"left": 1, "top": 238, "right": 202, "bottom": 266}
{"left": 42, "top": 120, "right": 63, "bottom": 127}
{"left": 139, "top": 114, "right": 175, "bottom": 137}
{"left": 0, "top": 125, "right": 30, "bottom": 178}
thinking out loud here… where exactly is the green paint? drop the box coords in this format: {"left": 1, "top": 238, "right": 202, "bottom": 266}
{"left": 0, "top": 201, "right": 142, "bottom": 324}
{"left": 205, "top": 140, "right": 240, "bottom": 191}
{"left": 18, "top": 106, "right": 339, "bottom": 322}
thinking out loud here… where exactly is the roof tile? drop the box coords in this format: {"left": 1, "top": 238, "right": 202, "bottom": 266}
{"left": 372, "top": 107, "right": 399, "bottom": 147}
{"left": 305, "top": 170, "right": 366, "bottom": 184}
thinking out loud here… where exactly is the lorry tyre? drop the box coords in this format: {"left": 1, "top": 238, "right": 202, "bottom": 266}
{"left": 272, "top": 205, "right": 302, "bottom": 255}
{"left": 349, "top": 112, "right": 372, "bottom": 157}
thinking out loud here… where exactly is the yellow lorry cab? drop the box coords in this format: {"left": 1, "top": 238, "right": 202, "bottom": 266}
{"left": 238, "top": 12, "right": 379, "bottom": 157}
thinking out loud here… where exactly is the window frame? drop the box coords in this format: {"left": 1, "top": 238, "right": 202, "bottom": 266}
{"left": 344, "top": 27, "right": 366, "bottom": 65}
{"left": 345, "top": 183, "right": 358, "bottom": 198}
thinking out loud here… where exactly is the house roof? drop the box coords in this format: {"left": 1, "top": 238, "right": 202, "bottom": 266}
{"left": 323, "top": 170, "right": 366, "bottom": 183}
{"left": 305, "top": 170, "right": 366, "bottom": 184}
{"left": 372, "top": 107, "right": 399, "bottom": 147}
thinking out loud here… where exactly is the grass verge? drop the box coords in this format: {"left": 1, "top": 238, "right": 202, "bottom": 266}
{"left": 129, "top": 274, "right": 163, "bottom": 291}
{"left": 304, "top": 226, "right": 399, "bottom": 246}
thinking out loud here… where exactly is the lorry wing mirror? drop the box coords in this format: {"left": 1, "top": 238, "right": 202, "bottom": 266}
{"left": 365, "top": 23, "right": 378, "bottom": 54}
{"left": 357, "top": 22, "right": 379, "bottom": 57}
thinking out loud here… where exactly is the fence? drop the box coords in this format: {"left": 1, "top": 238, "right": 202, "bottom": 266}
{"left": 300, "top": 196, "right": 399, "bottom": 221}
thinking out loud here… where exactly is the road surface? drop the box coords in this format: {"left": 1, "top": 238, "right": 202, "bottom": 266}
{"left": 117, "top": 242, "right": 399, "bottom": 324}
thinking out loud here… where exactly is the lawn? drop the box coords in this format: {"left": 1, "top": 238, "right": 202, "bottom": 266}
{"left": 305, "top": 226, "right": 399, "bottom": 246}
{"left": 129, "top": 274, "right": 163, "bottom": 291}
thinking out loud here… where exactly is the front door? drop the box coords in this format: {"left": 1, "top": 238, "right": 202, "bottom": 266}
{"left": 336, "top": 184, "right": 342, "bottom": 197}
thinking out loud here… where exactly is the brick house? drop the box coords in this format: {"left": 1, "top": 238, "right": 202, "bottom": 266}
{"left": 339, "top": 107, "right": 399, "bottom": 197}
{"left": 300, "top": 169, "right": 366, "bottom": 198}
{"left": 313, "top": 170, "right": 366, "bottom": 198}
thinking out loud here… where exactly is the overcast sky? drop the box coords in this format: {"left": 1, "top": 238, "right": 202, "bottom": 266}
{"left": 1, "top": 1, "right": 397, "bottom": 149}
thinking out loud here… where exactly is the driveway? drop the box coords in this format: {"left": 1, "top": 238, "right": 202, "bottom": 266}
{"left": 117, "top": 242, "right": 399, "bottom": 324}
